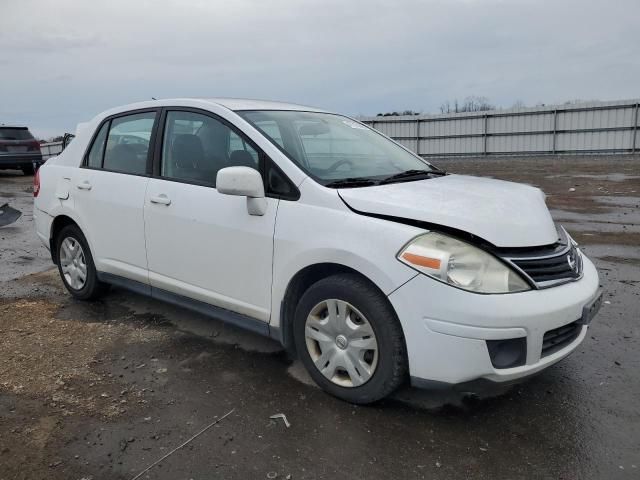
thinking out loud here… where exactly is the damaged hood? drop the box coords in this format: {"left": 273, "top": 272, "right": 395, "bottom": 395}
{"left": 338, "top": 174, "right": 559, "bottom": 248}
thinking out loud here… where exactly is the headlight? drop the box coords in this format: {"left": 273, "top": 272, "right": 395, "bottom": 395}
{"left": 397, "top": 232, "right": 531, "bottom": 293}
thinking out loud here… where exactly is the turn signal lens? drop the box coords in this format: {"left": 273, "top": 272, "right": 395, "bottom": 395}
{"left": 401, "top": 252, "right": 441, "bottom": 270}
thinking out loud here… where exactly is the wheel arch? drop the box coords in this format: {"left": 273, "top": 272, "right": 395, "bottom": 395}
{"left": 278, "top": 262, "right": 395, "bottom": 355}
{"left": 49, "top": 215, "right": 80, "bottom": 264}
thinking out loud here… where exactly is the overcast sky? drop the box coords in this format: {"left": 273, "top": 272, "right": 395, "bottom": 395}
{"left": 1, "top": 0, "right": 639, "bottom": 139}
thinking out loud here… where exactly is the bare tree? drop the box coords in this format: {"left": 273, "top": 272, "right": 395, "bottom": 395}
{"left": 376, "top": 110, "right": 420, "bottom": 117}
{"left": 461, "top": 96, "right": 494, "bottom": 112}
{"left": 439, "top": 101, "right": 451, "bottom": 114}
{"left": 440, "top": 96, "right": 494, "bottom": 113}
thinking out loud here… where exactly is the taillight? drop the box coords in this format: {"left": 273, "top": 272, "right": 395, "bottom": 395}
{"left": 28, "top": 140, "right": 41, "bottom": 152}
{"left": 33, "top": 168, "right": 40, "bottom": 197}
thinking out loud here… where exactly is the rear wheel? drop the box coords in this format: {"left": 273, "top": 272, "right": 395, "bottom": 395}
{"left": 293, "top": 274, "right": 407, "bottom": 404}
{"left": 55, "top": 224, "right": 108, "bottom": 300}
{"left": 21, "top": 164, "right": 34, "bottom": 176}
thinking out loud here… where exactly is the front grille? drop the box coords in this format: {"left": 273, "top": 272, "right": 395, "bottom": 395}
{"left": 496, "top": 227, "right": 583, "bottom": 289}
{"left": 510, "top": 244, "right": 582, "bottom": 286}
{"left": 541, "top": 320, "right": 582, "bottom": 357}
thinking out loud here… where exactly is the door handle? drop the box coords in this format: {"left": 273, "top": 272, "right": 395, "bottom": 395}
{"left": 76, "top": 180, "right": 92, "bottom": 190}
{"left": 149, "top": 194, "right": 171, "bottom": 206}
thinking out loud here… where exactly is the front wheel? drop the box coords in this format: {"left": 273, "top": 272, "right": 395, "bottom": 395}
{"left": 55, "top": 224, "right": 108, "bottom": 300}
{"left": 293, "top": 274, "right": 407, "bottom": 404}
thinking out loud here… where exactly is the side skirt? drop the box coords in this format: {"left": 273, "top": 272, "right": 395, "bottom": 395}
{"left": 97, "top": 272, "right": 276, "bottom": 339}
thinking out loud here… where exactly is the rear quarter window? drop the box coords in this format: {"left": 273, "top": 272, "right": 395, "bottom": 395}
{"left": 86, "top": 122, "right": 109, "bottom": 168}
{"left": 83, "top": 111, "right": 157, "bottom": 174}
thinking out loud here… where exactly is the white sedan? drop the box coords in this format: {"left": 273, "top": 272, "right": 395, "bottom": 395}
{"left": 33, "top": 98, "right": 602, "bottom": 403}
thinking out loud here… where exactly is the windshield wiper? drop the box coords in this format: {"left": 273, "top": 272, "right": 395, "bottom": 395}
{"left": 324, "top": 177, "right": 379, "bottom": 188}
{"left": 379, "top": 169, "right": 447, "bottom": 185}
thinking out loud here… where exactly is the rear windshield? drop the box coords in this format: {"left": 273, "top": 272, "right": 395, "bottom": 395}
{"left": 0, "top": 127, "right": 34, "bottom": 141}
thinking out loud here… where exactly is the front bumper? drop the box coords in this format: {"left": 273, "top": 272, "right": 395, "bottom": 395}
{"left": 389, "top": 253, "right": 601, "bottom": 386}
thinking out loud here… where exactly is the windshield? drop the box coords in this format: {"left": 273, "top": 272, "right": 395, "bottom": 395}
{"left": 238, "top": 110, "right": 438, "bottom": 186}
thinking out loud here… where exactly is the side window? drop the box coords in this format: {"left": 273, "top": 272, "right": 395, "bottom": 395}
{"left": 161, "top": 111, "right": 260, "bottom": 186}
{"left": 103, "top": 112, "right": 156, "bottom": 175}
{"left": 267, "top": 162, "right": 298, "bottom": 200}
{"left": 86, "top": 122, "right": 109, "bottom": 168}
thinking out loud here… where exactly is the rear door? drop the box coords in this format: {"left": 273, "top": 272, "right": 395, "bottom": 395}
{"left": 72, "top": 109, "right": 158, "bottom": 284}
{"left": 143, "top": 109, "right": 278, "bottom": 321}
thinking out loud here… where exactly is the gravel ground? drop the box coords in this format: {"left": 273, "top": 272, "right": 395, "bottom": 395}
{"left": 0, "top": 156, "right": 638, "bottom": 480}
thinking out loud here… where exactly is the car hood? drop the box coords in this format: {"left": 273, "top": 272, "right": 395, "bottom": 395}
{"left": 338, "top": 174, "right": 559, "bottom": 248}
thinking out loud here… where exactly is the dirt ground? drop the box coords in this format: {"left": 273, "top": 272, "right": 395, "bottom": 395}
{"left": 0, "top": 155, "right": 638, "bottom": 480}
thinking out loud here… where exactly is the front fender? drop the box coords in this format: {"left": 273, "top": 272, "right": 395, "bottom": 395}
{"left": 269, "top": 199, "right": 423, "bottom": 329}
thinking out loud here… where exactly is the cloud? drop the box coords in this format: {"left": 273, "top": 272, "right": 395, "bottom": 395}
{"left": 0, "top": 31, "right": 102, "bottom": 54}
{"left": 1, "top": 0, "right": 639, "bottom": 138}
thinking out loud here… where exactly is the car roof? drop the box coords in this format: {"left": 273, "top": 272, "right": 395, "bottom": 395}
{"left": 0, "top": 125, "right": 29, "bottom": 129}
{"left": 97, "top": 98, "right": 329, "bottom": 119}
{"left": 205, "top": 98, "right": 327, "bottom": 112}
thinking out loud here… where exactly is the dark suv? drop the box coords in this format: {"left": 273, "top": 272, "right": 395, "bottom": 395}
{"left": 0, "top": 126, "right": 43, "bottom": 175}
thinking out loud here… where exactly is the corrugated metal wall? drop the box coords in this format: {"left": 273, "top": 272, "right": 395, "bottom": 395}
{"left": 360, "top": 99, "right": 640, "bottom": 157}
{"left": 39, "top": 141, "right": 63, "bottom": 160}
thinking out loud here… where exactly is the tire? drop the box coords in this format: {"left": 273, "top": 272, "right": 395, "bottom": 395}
{"left": 55, "top": 224, "right": 108, "bottom": 300}
{"left": 21, "top": 164, "right": 34, "bottom": 176}
{"left": 293, "top": 273, "right": 407, "bottom": 404}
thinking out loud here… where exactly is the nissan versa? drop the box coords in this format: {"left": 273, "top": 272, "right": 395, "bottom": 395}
{"left": 33, "top": 98, "right": 602, "bottom": 403}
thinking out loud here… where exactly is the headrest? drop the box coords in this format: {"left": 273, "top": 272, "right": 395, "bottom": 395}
{"left": 172, "top": 134, "right": 204, "bottom": 168}
{"left": 229, "top": 149, "right": 256, "bottom": 168}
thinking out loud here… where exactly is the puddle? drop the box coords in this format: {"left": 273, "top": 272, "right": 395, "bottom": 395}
{"left": 287, "top": 359, "right": 514, "bottom": 411}
{"left": 591, "top": 195, "right": 640, "bottom": 208}
{"left": 547, "top": 173, "right": 640, "bottom": 182}
{"left": 580, "top": 243, "right": 640, "bottom": 262}
{"left": 110, "top": 287, "right": 283, "bottom": 354}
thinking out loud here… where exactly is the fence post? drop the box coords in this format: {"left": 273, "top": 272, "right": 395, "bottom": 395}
{"left": 633, "top": 103, "right": 639, "bottom": 154}
{"left": 415, "top": 118, "right": 421, "bottom": 156}
{"left": 552, "top": 109, "right": 558, "bottom": 154}
{"left": 483, "top": 114, "right": 488, "bottom": 155}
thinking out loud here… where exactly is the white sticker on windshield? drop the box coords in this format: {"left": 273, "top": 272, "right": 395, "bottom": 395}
{"left": 342, "top": 119, "right": 368, "bottom": 130}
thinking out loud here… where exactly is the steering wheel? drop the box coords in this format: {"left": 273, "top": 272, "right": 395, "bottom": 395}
{"left": 325, "top": 159, "right": 353, "bottom": 173}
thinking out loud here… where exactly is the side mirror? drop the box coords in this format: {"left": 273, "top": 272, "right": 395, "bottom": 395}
{"left": 216, "top": 166, "right": 267, "bottom": 216}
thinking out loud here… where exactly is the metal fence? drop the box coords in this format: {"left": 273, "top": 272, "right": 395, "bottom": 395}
{"left": 360, "top": 99, "right": 640, "bottom": 157}
{"left": 39, "top": 141, "right": 63, "bottom": 160}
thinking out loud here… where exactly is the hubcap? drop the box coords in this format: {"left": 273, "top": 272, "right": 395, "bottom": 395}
{"left": 59, "top": 237, "right": 87, "bottom": 290}
{"left": 304, "top": 299, "right": 379, "bottom": 388}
